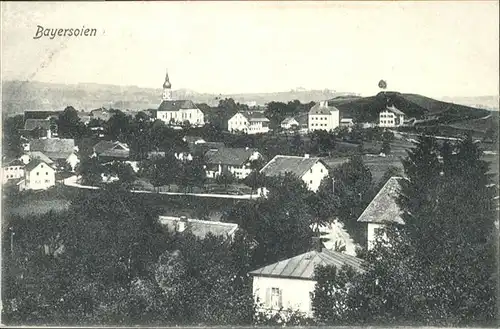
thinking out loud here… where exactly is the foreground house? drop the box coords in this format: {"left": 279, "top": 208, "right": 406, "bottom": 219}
{"left": 357, "top": 176, "right": 404, "bottom": 250}
{"left": 249, "top": 241, "right": 364, "bottom": 318}
{"left": 379, "top": 105, "right": 406, "bottom": 128}
{"left": 205, "top": 147, "right": 263, "bottom": 179}
{"left": 308, "top": 100, "right": 340, "bottom": 132}
{"left": 259, "top": 155, "right": 329, "bottom": 192}
{"left": 18, "top": 159, "right": 56, "bottom": 191}
{"left": 29, "top": 138, "right": 79, "bottom": 171}
{"left": 228, "top": 112, "right": 270, "bottom": 134}
{"left": 2, "top": 159, "right": 25, "bottom": 184}
{"left": 159, "top": 215, "right": 238, "bottom": 240}
{"left": 93, "top": 140, "right": 130, "bottom": 161}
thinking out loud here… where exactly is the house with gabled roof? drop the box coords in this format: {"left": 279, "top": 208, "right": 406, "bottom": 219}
{"left": 159, "top": 215, "right": 239, "bottom": 240}
{"left": 93, "top": 140, "right": 130, "bottom": 161}
{"left": 18, "top": 159, "right": 56, "bottom": 191}
{"left": 259, "top": 155, "right": 329, "bottom": 192}
{"left": 281, "top": 117, "right": 300, "bottom": 130}
{"left": 2, "top": 158, "right": 25, "bottom": 184}
{"left": 205, "top": 147, "right": 263, "bottom": 179}
{"left": 357, "top": 176, "right": 405, "bottom": 250}
{"left": 379, "top": 104, "right": 406, "bottom": 128}
{"left": 308, "top": 100, "right": 340, "bottom": 132}
{"left": 28, "top": 138, "right": 79, "bottom": 171}
{"left": 23, "top": 118, "right": 57, "bottom": 138}
{"left": 228, "top": 111, "right": 270, "bottom": 134}
{"left": 249, "top": 239, "right": 364, "bottom": 318}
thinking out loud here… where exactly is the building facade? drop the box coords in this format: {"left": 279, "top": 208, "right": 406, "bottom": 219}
{"left": 308, "top": 101, "right": 340, "bottom": 132}
{"left": 156, "top": 70, "right": 205, "bottom": 127}
{"left": 18, "top": 159, "right": 56, "bottom": 191}
{"left": 228, "top": 112, "right": 270, "bottom": 134}
{"left": 205, "top": 147, "right": 263, "bottom": 179}
{"left": 2, "top": 159, "right": 25, "bottom": 184}
{"left": 379, "top": 105, "right": 406, "bottom": 128}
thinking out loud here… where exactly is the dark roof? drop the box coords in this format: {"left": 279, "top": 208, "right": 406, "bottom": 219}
{"left": 309, "top": 102, "right": 340, "bottom": 115}
{"left": 24, "top": 119, "right": 51, "bottom": 131}
{"left": 357, "top": 176, "right": 405, "bottom": 224}
{"left": 249, "top": 249, "right": 364, "bottom": 280}
{"left": 24, "top": 111, "right": 61, "bottom": 121}
{"left": 260, "top": 155, "right": 325, "bottom": 178}
{"left": 25, "top": 159, "right": 52, "bottom": 172}
{"left": 2, "top": 158, "right": 24, "bottom": 167}
{"left": 29, "top": 151, "right": 55, "bottom": 164}
{"left": 205, "top": 147, "right": 260, "bottom": 166}
{"left": 159, "top": 216, "right": 238, "bottom": 239}
{"left": 385, "top": 105, "right": 406, "bottom": 116}
{"left": 93, "top": 140, "right": 130, "bottom": 158}
{"left": 158, "top": 100, "right": 198, "bottom": 111}
{"left": 29, "top": 138, "right": 76, "bottom": 160}
{"left": 240, "top": 111, "right": 270, "bottom": 122}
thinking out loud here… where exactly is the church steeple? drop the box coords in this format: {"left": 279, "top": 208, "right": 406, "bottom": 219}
{"left": 162, "top": 69, "right": 172, "bottom": 101}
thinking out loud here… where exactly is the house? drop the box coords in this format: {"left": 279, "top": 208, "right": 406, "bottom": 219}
{"left": 340, "top": 118, "right": 354, "bottom": 127}
{"left": 18, "top": 159, "right": 56, "bottom": 191}
{"left": 156, "top": 71, "right": 205, "bottom": 127}
{"left": 20, "top": 151, "right": 55, "bottom": 167}
{"left": 77, "top": 112, "right": 93, "bottom": 125}
{"left": 357, "top": 177, "right": 405, "bottom": 250}
{"left": 228, "top": 112, "right": 270, "bottom": 134}
{"left": 205, "top": 147, "right": 263, "bottom": 179}
{"left": 159, "top": 215, "right": 238, "bottom": 240}
{"left": 281, "top": 117, "right": 300, "bottom": 130}
{"left": 308, "top": 101, "right": 340, "bottom": 132}
{"left": 29, "top": 138, "right": 79, "bottom": 171}
{"left": 90, "top": 108, "right": 114, "bottom": 122}
{"left": 379, "top": 105, "right": 406, "bottom": 128}
{"left": 93, "top": 140, "right": 130, "bottom": 160}
{"left": 23, "top": 118, "right": 57, "bottom": 138}
{"left": 249, "top": 239, "right": 364, "bottom": 318}
{"left": 259, "top": 155, "right": 329, "bottom": 192}
{"left": 2, "top": 159, "right": 25, "bottom": 184}
{"left": 24, "top": 110, "right": 61, "bottom": 121}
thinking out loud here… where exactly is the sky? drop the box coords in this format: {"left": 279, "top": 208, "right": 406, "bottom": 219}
{"left": 1, "top": 1, "right": 499, "bottom": 98}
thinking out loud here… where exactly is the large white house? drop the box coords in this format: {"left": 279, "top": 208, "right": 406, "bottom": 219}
{"left": 308, "top": 101, "right": 340, "bottom": 132}
{"left": 205, "top": 147, "right": 263, "bottom": 179}
{"left": 357, "top": 176, "right": 405, "bottom": 250}
{"left": 259, "top": 155, "right": 329, "bottom": 192}
{"left": 379, "top": 105, "right": 406, "bottom": 128}
{"left": 156, "top": 71, "right": 205, "bottom": 127}
{"left": 249, "top": 241, "right": 364, "bottom": 318}
{"left": 228, "top": 112, "right": 270, "bottom": 134}
{"left": 18, "top": 159, "right": 56, "bottom": 191}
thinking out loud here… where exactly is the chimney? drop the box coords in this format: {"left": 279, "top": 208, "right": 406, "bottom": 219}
{"left": 312, "top": 236, "right": 323, "bottom": 252}
{"left": 177, "top": 216, "right": 188, "bottom": 232}
{"left": 304, "top": 154, "right": 310, "bottom": 159}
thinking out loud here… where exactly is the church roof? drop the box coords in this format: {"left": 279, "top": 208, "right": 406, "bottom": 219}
{"left": 158, "top": 100, "right": 198, "bottom": 112}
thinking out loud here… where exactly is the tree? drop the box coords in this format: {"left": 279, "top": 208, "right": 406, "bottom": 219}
{"left": 104, "top": 161, "right": 137, "bottom": 188}
{"left": 2, "top": 114, "right": 24, "bottom": 159}
{"left": 57, "top": 106, "right": 86, "bottom": 139}
{"left": 77, "top": 156, "right": 103, "bottom": 186}
{"left": 141, "top": 154, "right": 180, "bottom": 192}
{"left": 346, "top": 136, "right": 498, "bottom": 326}
{"left": 380, "top": 139, "right": 391, "bottom": 155}
{"left": 215, "top": 171, "right": 236, "bottom": 189}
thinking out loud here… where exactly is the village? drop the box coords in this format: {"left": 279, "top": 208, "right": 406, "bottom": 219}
{"left": 2, "top": 68, "right": 499, "bottom": 326}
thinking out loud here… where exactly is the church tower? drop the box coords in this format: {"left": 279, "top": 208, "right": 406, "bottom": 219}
{"left": 162, "top": 69, "right": 172, "bottom": 101}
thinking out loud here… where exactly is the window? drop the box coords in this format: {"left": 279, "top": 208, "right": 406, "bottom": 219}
{"left": 320, "top": 169, "right": 323, "bottom": 173}
{"left": 46, "top": 172, "right": 49, "bottom": 175}
{"left": 310, "top": 180, "right": 313, "bottom": 184}
{"left": 310, "top": 169, "right": 313, "bottom": 173}
{"left": 45, "top": 180, "right": 50, "bottom": 183}
{"left": 36, "top": 172, "right": 39, "bottom": 176}
{"left": 270, "top": 288, "right": 282, "bottom": 309}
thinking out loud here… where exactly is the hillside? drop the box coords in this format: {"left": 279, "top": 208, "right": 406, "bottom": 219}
{"left": 1, "top": 80, "right": 353, "bottom": 116}
{"left": 329, "top": 91, "right": 491, "bottom": 124}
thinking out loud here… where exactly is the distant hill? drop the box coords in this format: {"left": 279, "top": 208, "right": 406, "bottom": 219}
{"left": 1, "top": 80, "right": 355, "bottom": 116}
{"left": 439, "top": 95, "right": 499, "bottom": 111}
{"left": 329, "top": 91, "right": 491, "bottom": 124}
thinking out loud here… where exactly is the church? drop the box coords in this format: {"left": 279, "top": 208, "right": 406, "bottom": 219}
{"left": 156, "top": 70, "right": 205, "bottom": 127}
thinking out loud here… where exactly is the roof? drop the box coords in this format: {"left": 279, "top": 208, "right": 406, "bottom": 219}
{"left": 93, "top": 140, "right": 130, "bottom": 158}
{"left": 29, "top": 151, "right": 55, "bottom": 165}
{"left": 2, "top": 158, "right": 24, "bottom": 167}
{"left": 24, "top": 111, "right": 61, "bottom": 121}
{"left": 159, "top": 216, "right": 238, "bottom": 239}
{"left": 385, "top": 105, "right": 406, "bottom": 116}
{"left": 90, "top": 108, "right": 114, "bottom": 121}
{"left": 357, "top": 177, "right": 405, "bottom": 224}
{"left": 25, "top": 159, "right": 53, "bottom": 172}
{"left": 249, "top": 248, "right": 364, "bottom": 280}
{"left": 205, "top": 147, "right": 260, "bottom": 166}
{"left": 24, "top": 119, "right": 51, "bottom": 131}
{"left": 29, "top": 138, "right": 76, "bottom": 160}
{"left": 309, "top": 102, "right": 340, "bottom": 115}
{"left": 236, "top": 111, "right": 270, "bottom": 122}
{"left": 158, "top": 100, "right": 198, "bottom": 112}
{"left": 281, "top": 117, "right": 298, "bottom": 125}
{"left": 260, "top": 155, "right": 325, "bottom": 178}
